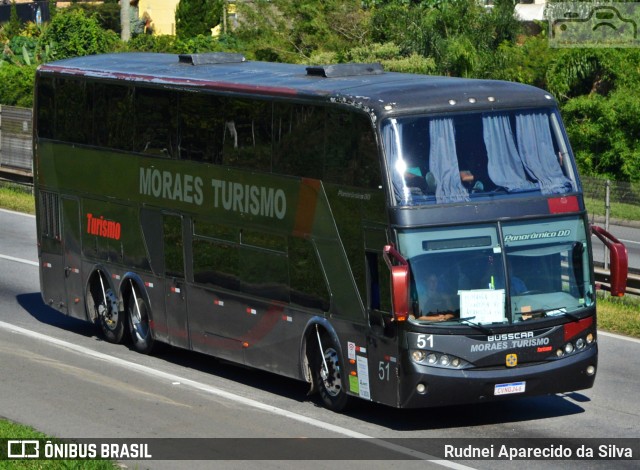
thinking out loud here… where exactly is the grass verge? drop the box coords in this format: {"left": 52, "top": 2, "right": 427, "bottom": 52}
{"left": 597, "top": 293, "right": 640, "bottom": 338}
{"left": 584, "top": 196, "right": 640, "bottom": 222}
{"left": 0, "top": 184, "right": 35, "bottom": 215}
{"left": 0, "top": 419, "right": 117, "bottom": 468}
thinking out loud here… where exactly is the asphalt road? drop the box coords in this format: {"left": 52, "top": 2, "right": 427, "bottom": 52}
{"left": 0, "top": 209, "right": 638, "bottom": 469}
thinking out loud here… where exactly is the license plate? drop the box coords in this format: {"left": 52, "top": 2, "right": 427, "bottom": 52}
{"left": 494, "top": 381, "right": 526, "bottom": 396}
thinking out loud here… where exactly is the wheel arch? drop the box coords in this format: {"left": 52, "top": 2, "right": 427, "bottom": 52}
{"left": 84, "top": 264, "right": 118, "bottom": 322}
{"left": 299, "top": 316, "right": 343, "bottom": 394}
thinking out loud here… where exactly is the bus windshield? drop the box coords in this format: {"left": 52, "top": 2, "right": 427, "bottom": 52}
{"left": 398, "top": 217, "right": 594, "bottom": 326}
{"left": 382, "top": 108, "right": 577, "bottom": 206}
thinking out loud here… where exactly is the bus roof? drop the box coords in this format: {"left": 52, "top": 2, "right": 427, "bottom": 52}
{"left": 38, "top": 52, "right": 557, "bottom": 118}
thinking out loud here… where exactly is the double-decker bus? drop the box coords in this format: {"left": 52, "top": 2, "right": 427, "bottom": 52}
{"left": 33, "top": 52, "right": 627, "bottom": 411}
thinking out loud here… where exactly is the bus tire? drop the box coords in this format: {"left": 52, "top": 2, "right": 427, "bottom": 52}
{"left": 86, "top": 272, "right": 125, "bottom": 344}
{"left": 127, "top": 287, "right": 155, "bottom": 354}
{"left": 312, "top": 333, "right": 350, "bottom": 412}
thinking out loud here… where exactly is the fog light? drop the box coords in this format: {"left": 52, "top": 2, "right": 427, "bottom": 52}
{"left": 412, "top": 350, "right": 426, "bottom": 362}
{"left": 575, "top": 338, "right": 585, "bottom": 350}
{"left": 451, "top": 357, "right": 461, "bottom": 368}
{"left": 440, "top": 355, "right": 451, "bottom": 366}
{"left": 416, "top": 383, "right": 427, "bottom": 394}
{"left": 426, "top": 354, "right": 438, "bottom": 365}
{"left": 564, "top": 343, "right": 574, "bottom": 354}
{"left": 556, "top": 349, "right": 564, "bottom": 357}
{"left": 586, "top": 333, "right": 594, "bottom": 344}
{"left": 586, "top": 365, "right": 595, "bottom": 376}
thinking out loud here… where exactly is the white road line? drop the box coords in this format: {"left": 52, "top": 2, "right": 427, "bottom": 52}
{"left": 0, "top": 320, "right": 474, "bottom": 469}
{"left": 0, "top": 254, "right": 39, "bottom": 267}
{"left": 0, "top": 208, "right": 35, "bottom": 218}
{"left": 598, "top": 330, "right": 640, "bottom": 345}
{"left": 591, "top": 235, "right": 640, "bottom": 246}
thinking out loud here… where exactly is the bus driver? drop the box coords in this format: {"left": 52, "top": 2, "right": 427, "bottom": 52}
{"left": 411, "top": 273, "right": 455, "bottom": 322}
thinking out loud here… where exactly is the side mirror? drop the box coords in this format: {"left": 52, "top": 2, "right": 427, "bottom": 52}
{"left": 591, "top": 225, "right": 628, "bottom": 297}
{"left": 383, "top": 244, "right": 410, "bottom": 321}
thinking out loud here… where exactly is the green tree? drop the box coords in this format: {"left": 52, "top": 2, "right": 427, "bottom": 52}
{"left": 175, "top": 0, "right": 223, "bottom": 40}
{"left": 0, "top": 63, "right": 37, "bottom": 107}
{"left": 38, "top": 8, "right": 119, "bottom": 60}
{"left": 235, "top": 0, "right": 370, "bottom": 62}
{"left": 4, "top": 1, "right": 23, "bottom": 38}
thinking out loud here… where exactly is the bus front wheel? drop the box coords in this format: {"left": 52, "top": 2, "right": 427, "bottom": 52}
{"left": 127, "top": 285, "right": 155, "bottom": 354}
{"left": 312, "top": 333, "right": 350, "bottom": 412}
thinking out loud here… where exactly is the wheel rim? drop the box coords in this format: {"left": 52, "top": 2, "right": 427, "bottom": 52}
{"left": 100, "top": 289, "right": 120, "bottom": 331}
{"left": 131, "top": 299, "right": 149, "bottom": 341}
{"left": 322, "top": 347, "right": 343, "bottom": 397}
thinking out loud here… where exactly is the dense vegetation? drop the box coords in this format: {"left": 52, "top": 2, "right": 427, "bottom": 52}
{"left": 1, "top": 0, "right": 640, "bottom": 182}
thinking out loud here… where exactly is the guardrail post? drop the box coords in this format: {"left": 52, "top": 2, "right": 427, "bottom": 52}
{"left": 604, "top": 179, "right": 610, "bottom": 270}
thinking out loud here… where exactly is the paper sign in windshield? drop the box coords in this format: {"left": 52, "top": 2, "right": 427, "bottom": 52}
{"left": 459, "top": 289, "right": 505, "bottom": 324}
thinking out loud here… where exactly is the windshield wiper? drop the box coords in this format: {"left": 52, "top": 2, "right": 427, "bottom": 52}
{"left": 453, "top": 316, "right": 494, "bottom": 335}
{"left": 522, "top": 307, "right": 580, "bottom": 321}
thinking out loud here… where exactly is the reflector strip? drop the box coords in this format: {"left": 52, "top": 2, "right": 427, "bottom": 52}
{"left": 145, "top": 282, "right": 154, "bottom": 288}
{"left": 247, "top": 308, "right": 257, "bottom": 315}
{"left": 564, "top": 316, "right": 593, "bottom": 342}
{"left": 112, "top": 274, "right": 121, "bottom": 280}
{"left": 547, "top": 196, "right": 579, "bottom": 213}
{"left": 171, "top": 287, "right": 181, "bottom": 294}
{"left": 214, "top": 299, "right": 225, "bottom": 306}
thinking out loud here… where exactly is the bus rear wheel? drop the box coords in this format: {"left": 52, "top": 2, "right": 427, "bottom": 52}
{"left": 312, "top": 333, "right": 350, "bottom": 412}
{"left": 127, "top": 286, "right": 155, "bottom": 354}
{"left": 86, "top": 272, "right": 125, "bottom": 344}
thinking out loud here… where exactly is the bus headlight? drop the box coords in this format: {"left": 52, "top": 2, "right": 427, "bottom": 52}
{"left": 564, "top": 342, "right": 574, "bottom": 354}
{"left": 411, "top": 350, "right": 467, "bottom": 369}
{"left": 412, "top": 350, "right": 426, "bottom": 362}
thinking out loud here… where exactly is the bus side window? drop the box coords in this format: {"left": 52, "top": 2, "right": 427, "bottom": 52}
{"left": 163, "top": 215, "right": 184, "bottom": 279}
{"left": 135, "top": 88, "right": 178, "bottom": 158}
{"left": 221, "top": 98, "right": 272, "bottom": 172}
{"left": 36, "top": 76, "right": 55, "bottom": 140}
{"left": 324, "top": 110, "right": 380, "bottom": 190}
{"left": 54, "top": 78, "right": 92, "bottom": 145}
{"left": 366, "top": 251, "right": 393, "bottom": 334}
{"left": 272, "top": 103, "right": 324, "bottom": 180}
{"left": 192, "top": 221, "right": 240, "bottom": 290}
{"left": 178, "top": 92, "right": 224, "bottom": 163}
{"left": 240, "top": 230, "right": 289, "bottom": 302}
{"left": 94, "top": 83, "right": 134, "bottom": 152}
{"left": 289, "top": 236, "right": 330, "bottom": 311}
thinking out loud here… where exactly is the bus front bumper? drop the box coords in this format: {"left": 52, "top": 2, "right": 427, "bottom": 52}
{"left": 399, "top": 346, "right": 597, "bottom": 408}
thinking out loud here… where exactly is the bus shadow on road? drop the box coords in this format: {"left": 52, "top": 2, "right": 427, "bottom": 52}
{"left": 17, "top": 292, "right": 99, "bottom": 338}
{"left": 345, "top": 393, "right": 591, "bottom": 431}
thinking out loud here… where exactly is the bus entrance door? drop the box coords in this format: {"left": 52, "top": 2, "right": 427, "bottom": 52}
{"left": 163, "top": 214, "right": 190, "bottom": 349}
{"left": 61, "top": 197, "right": 85, "bottom": 319}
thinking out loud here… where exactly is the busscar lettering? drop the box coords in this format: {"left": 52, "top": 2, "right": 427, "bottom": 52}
{"left": 86, "top": 213, "right": 121, "bottom": 240}
{"left": 211, "top": 178, "right": 286, "bottom": 220}
{"left": 139, "top": 168, "right": 204, "bottom": 206}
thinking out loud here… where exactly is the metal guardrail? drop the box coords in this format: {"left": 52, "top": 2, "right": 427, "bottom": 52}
{"left": 0, "top": 105, "right": 33, "bottom": 176}
{"left": 595, "top": 268, "right": 640, "bottom": 296}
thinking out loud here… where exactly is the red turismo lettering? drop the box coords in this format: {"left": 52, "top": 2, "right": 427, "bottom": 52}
{"left": 86, "top": 213, "right": 121, "bottom": 240}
